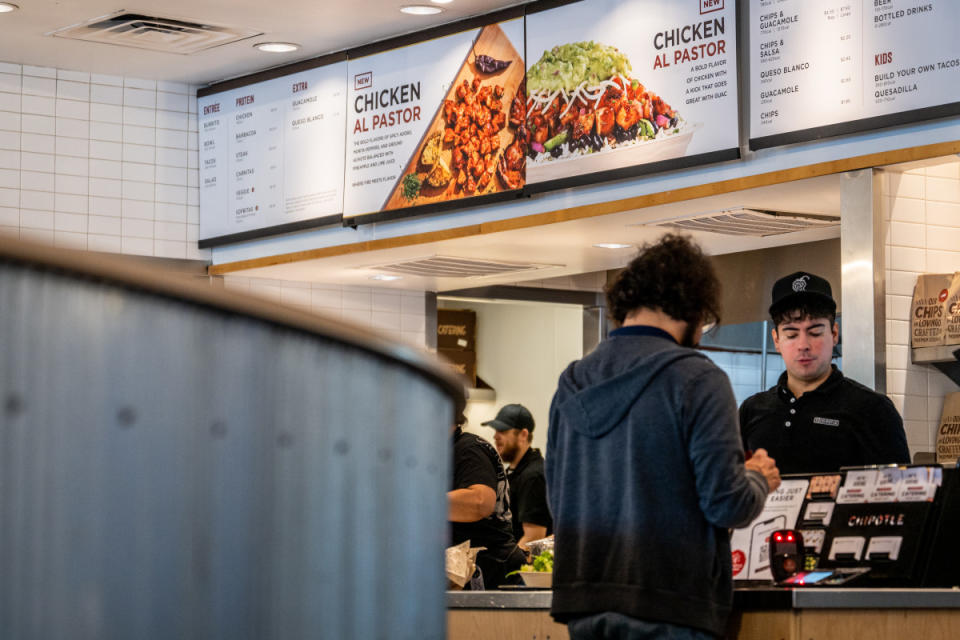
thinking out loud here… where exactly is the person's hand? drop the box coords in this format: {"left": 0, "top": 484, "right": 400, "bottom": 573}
{"left": 517, "top": 542, "right": 533, "bottom": 563}
{"left": 744, "top": 448, "right": 781, "bottom": 493}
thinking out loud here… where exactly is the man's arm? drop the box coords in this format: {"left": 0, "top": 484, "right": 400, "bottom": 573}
{"left": 448, "top": 484, "right": 496, "bottom": 523}
{"left": 685, "top": 368, "right": 776, "bottom": 529}
{"left": 518, "top": 523, "right": 548, "bottom": 549}
{"left": 863, "top": 394, "right": 911, "bottom": 465}
{"left": 545, "top": 392, "right": 562, "bottom": 517}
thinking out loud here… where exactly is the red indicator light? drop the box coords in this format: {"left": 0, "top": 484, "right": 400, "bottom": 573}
{"left": 774, "top": 533, "right": 783, "bottom": 542}
{"left": 787, "top": 533, "right": 794, "bottom": 542}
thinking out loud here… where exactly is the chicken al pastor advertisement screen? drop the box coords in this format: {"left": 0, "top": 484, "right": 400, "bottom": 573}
{"left": 343, "top": 18, "right": 526, "bottom": 221}
{"left": 524, "top": 0, "right": 739, "bottom": 187}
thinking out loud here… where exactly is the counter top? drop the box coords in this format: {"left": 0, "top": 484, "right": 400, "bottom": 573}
{"left": 791, "top": 588, "right": 960, "bottom": 608}
{"left": 448, "top": 591, "right": 553, "bottom": 609}
{"left": 447, "top": 587, "right": 960, "bottom": 610}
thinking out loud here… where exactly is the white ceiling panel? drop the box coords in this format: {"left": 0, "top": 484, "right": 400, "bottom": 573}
{"left": 0, "top": 1, "right": 524, "bottom": 85}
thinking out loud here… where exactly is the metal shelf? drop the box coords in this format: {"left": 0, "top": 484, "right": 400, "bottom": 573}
{"left": 466, "top": 376, "right": 497, "bottom": 403}
{"left": 912, "top": 346, "right": 960, "bottom": 386}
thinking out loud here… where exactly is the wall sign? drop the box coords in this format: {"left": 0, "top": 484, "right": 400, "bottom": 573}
{"left": 524, "top": 0, "right": 741, "bottom": 191}
{"left": 197, "top": 57, "right": 347, "bottom": 247}
{"left": 749, "top": 0, "right": 960, "bottom": 149}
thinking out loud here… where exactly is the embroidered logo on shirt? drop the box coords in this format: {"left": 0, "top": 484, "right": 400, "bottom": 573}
{"left": 792, "top": 275, "right": 810, "bottom": 292}
{"left": 813, "top": 417, "right": 840, "bottom": 427}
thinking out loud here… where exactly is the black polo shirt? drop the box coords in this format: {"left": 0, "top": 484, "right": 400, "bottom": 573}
{"left": 739, "top": 366, "right": 910, "bottom": 474}
{"left": 450, "top": 428, "right": 516, "bottom": 561}
{"left": 506, "top": 447, "right": 553, "bottom": 542}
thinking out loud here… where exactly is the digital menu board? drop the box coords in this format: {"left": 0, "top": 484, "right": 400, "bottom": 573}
{"left": 197, "top": 57, "right": 347, "bottom": 247}
{"left": 749, "top": 0, "right": 960, "bottom": 149}
{"left": 342, "top": 17, "right": 526, "bottom": 225}
{"left": 524, "top": 0, "right": 741, "bottom": 191}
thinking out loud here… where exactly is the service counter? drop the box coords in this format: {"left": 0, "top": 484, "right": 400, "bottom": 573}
{"left": 447, "top": 588, "right": 960, "bottom": 640}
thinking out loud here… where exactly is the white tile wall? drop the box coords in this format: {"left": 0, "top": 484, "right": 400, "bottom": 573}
{"left": 0, "top": 62, "right": 206, "bottom": 260}
{"left": 882, "top": 160, "right": 960, "bottom": 456}
{"left": 704, "top": 350, "right": 799, "bottom": 407}
{"left": 221, "top": 277, "right": 429, "bottom": 347}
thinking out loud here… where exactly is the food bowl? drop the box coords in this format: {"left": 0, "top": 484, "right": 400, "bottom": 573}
{"left": 519, "top": 571, "right": 552, "bottom": 588}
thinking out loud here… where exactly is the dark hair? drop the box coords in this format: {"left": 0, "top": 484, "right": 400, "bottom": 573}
{"left": 605, "top": 234, "right": 722, "bottom": 328}
{"left": 771, "top": 301, "right": 837, "bottom": 329}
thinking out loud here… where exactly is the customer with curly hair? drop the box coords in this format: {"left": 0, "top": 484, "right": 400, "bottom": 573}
{"left": 547, "top": 233, "right": 781, "bottom": 640}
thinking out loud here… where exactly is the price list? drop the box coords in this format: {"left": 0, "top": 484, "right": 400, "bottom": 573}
{"left": 752, "top": 0, "right": 863, "bottom": 138}
{"left": 198, "top": 62, "right": 347, "bottom": 244}
{"left": 750, "top": 0, "right": 960, "bottom": 148}
{"left": 224, "top": 96, "right": 285, "bottom": 225}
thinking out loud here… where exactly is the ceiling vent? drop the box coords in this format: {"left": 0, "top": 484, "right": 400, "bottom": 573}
{"left": 48, "top": 11, "right": 262, "bottom": 55}
{"left": 364, "top": 256, "right": 559, "bottom": 278}
{"left": 638, "top": 207, "right": 840, "bottom": 237}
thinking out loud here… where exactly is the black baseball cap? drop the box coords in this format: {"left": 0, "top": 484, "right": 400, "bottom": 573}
{"left": 482, "top": 404, "right": 534, "bottom": 433}
{"left": 769, "top": 271, "right": 836, "bottom": 316}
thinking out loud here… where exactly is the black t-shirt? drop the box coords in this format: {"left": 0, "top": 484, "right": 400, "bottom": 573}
{"left": 506, "top": 447, "right": 553, "bottom": 542}
{"left": 739, "top": 366, "right": 910, "bottom": 474}
{"left": 450, "top": 429, "right": 516, "bottom": 560}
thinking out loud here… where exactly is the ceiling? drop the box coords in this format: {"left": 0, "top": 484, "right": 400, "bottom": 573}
{"left": 227, "top": 173, "right": 846, "bottom": 291}
{"left": 0, "top": 0, "right": 524, "bottom": 85}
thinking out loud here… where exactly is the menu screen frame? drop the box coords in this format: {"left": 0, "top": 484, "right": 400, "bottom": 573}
{"left": 340, "top": 6, "right": 528, "bottom": 228}
{"left": 747, "top": 0, "right": 960, "bottom": 151}
{"left": 522, "top": 0, "right": 743, "bottom": 195}
{"left": 197, "top": 52, "right": 348, "bottom": 249}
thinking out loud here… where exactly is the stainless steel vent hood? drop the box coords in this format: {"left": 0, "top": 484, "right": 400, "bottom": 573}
{"left": 710, "top": 238, "right": 841, "bottom": 326}
{"left": 605, "top": 238, "right": 841, "bottom": 328}
{"left": 636, "top": 207, "right": 840, "bottom": 237}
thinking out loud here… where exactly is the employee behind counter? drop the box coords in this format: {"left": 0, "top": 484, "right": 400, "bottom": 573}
{"left": 740, "top": 271, "right": 910, "bottom": 474}
{"left": 449, "top": 414, "right": 526, "bottom": 589}
{"left": 484, "top": 403, "right": 554, "bottom": 551}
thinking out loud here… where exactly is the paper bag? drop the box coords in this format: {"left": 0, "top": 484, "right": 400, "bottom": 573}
{"left": 445, "top": 540, "right": 484, "bottom": 590}
{"left": 945, "top": 273, "right": 960, "bottom": 345}
{"left": 936, "top": 392, "right": 960, "bottom": 466}
{"left": 910, "top": 274, "right": 954, "bottom": 348}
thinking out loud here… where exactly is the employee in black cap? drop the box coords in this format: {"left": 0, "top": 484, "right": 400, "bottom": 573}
{"left": 739, "top": 271, "right": 910, "bottom": 474}
{"left": 483, "top": 404, "right": 553, "bottom": 551}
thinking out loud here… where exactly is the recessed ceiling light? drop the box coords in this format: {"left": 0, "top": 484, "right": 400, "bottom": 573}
{"left": 431, "top": 0, "right": 454, "bottom": 4}
{"left": 254, "top": 42, "right": 300, "bottom": 53}
{"left": 400, "top": 5, "right": 443, "bottom": 15}
{"left": 0, "top": 3, "right": 19, "bottom": 13}
{"left": 370, "top": 274, "right": 403, "bottom": 281}
{"left": 593, "top": 243, "right": 633, "bottom": 249}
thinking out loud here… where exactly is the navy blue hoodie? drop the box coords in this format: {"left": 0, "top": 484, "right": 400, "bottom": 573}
{"left": 546, "top": 328, "right": 768, "bottom": 636}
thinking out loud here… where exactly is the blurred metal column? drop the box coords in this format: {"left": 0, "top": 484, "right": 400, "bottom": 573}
{"left": 840, "top": 169, "right": 887, "bottom": 392}
{"left": 0, "top": 241, "right": 463, "bottom": 640}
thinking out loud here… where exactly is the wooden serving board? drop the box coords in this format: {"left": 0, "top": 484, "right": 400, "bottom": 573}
{"left": 382, "top": 23, "right": 525, "bottom": 211}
